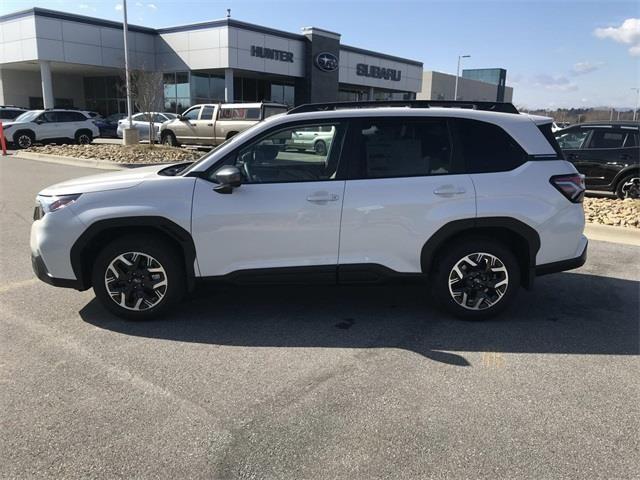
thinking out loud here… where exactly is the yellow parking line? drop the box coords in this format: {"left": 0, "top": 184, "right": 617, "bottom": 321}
{"left": 0, "top": 278, "right": 40, "bottom": 294}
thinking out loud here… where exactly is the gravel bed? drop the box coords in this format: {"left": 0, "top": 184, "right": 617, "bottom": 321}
{"left": 584, "top": 197, "right": 639, "bottom": 228}
{"left": 25, "top": 144, "right": 203, "bottom": 164}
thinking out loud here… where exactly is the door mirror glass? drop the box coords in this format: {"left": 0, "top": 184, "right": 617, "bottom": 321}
{"left": 213, "top": 166, "right": 243, "bottom": 193}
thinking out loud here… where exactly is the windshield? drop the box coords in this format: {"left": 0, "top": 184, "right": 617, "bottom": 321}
{"left": 14, "top": 111, "right": 41, "bottom": 123}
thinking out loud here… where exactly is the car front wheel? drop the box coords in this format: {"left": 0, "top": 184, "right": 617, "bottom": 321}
{"left": 15, "top": 131, "right": 34, "bottom": 149}
{"left": 92, "top": 235, "right": 185, "bottom": 320}
{"left": 431, "top": 238, "right": 520, "bottom": 320}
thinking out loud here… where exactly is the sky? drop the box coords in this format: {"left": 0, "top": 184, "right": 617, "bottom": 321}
{"left": 1, "top": 0, "right": 639, "bottom": 109}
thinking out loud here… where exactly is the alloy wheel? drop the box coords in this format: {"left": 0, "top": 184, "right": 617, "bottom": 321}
{"left": 104, "top": 252, "right": 168, "bottom": 311}
{"left": 621, "top": 177, "right": 640, "bottom": 199}
{"left": 448, "top": 252, "right": 509, "bottom": 311}
{"left": 17, "top": 134, "right": 32, "bottom": 148}
{"left": 78, "top": 134, "right": 91, "bottom": 144}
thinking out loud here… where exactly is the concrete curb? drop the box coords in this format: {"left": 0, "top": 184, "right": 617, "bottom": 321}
{"left": 10, "top": 151, "right": 167, "bottom": 170}
{"left": 584, "top": 224, "right": 640, "bottom": 246}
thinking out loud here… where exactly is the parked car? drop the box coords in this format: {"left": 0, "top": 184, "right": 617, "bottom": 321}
{"left": 2, "top": 109, "right": 100, "bottom": 148}
{"left": 30, "top": 101, "right": 587, "bottom": 320}
{"left": 81, "top": 111, "right": 123, "bottom": 138}
{"left": 551, "top": 121, "right": 570, "bottom": 132}
{"left": 117, "top": 112, "right": 178, "bottom": 141}
{"left": 286, "top": 125, "right": 335, "bottom": 155}
{"left": 159, "top": 102, "right": 287, "bottom": 148}
{"left": 0, "top": 105, "right": 27, "bottom": 121}
{"left": 555, "top": 121, "right": 639, "bottom": 198}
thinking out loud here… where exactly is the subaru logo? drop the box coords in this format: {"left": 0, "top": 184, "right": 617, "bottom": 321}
{"left": 314, "top": 52, "right": 339, "bottom": 72}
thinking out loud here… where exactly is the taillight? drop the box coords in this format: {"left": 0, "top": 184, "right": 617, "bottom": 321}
{"left": 550, "top": 174, "right": 585, "bottom": 203}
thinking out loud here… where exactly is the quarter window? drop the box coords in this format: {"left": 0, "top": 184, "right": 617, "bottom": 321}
{"left": 455, "top": 118, "right": 528, "bottom": 173}
{"left": 349, "top": 119, "right": 454, "bottom": 179}
{"left": 220, "top": 122, "right": 346, "bottom": 184}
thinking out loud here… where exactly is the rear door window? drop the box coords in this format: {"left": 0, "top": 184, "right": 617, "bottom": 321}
{"left": 587, "top": 130, "right": 625, "bottom": 149}
{"left": 200, "top": 106, "right": 215, "bottom": 120}
{"left": 454, "top": 118, "right": 528, "bottom": 173}
{"left": 623, "top": 131, "right": 638, "bottom": 148}
{"left": 347, "top": 118, "right": 455, "bottom": 179}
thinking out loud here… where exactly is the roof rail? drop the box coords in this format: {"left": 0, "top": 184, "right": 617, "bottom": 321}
{"left": 287, "top": 100, "right": 519, "bottom": 115}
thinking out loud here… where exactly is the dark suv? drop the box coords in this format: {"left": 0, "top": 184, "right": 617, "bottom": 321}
{"left": 555, "top": 121, "right": 639, "bottom": 198}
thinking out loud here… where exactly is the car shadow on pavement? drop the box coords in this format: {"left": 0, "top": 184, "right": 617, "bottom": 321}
{"left": 79, "top": 271, "right": 639, "bottom": 365}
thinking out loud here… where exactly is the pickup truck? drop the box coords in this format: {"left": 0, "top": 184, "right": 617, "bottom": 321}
{"left": 159, "top": 102, "right": 287, "bottom": 147}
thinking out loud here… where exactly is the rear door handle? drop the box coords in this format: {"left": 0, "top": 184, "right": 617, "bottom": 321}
{"left": 307, "top": 192, "right": 339, "bottom": 203}
{"left": 433, "top": 186, "right": 466, "bottom": 196}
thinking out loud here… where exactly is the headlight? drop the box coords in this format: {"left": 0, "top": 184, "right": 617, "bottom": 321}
{"left": 35, "top": 194, "right": 81, "bottom": 218}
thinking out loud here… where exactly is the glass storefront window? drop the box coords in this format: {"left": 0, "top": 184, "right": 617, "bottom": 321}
{"left": 175, "top": 72, "right": 189, "bottom": 98}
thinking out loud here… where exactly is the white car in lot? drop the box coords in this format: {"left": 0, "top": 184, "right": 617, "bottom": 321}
{"left": 2, "top": 109, "right": 100, "bottom": 148}
{"left": 286, "top": 125, "right": 335, "bottom": 155}
{"left": 117, "top": 112, "right": 178, "bottom": 141}
{"left": 31, "top": 101, "right": 587, "bottom": 320}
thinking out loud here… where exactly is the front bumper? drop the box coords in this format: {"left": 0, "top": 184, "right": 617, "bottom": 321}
{"left": 31, "top": 253, "right": 83, "bottom": 289}
{"left": 535, "top": 240, "right": 588, "bottom": 276}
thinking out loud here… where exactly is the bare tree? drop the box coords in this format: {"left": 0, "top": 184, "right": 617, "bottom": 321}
{"left": 120, "top": 69, "right": 164, "bottom": 146}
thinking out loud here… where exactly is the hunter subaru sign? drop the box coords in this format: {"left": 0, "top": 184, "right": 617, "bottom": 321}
{"left": 356, "top": 63, "right": 402, "bottom": 81}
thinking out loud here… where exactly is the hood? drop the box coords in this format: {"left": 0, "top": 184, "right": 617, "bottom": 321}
{"left": 39, "top": 164, "right": 168, "bottom": 196}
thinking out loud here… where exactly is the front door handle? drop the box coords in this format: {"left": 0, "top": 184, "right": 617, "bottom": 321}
{"left": 567, "top": 153, "right": 579, "bottom": 160}
{"left": 433, "top": 186, "right": 466, "bottom": 196}
{"left": 307, "top": 192, "right": 339, "bottom": 203}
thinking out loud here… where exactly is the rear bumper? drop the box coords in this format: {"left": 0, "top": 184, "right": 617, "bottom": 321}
{"left": 31, "top": 253, "right": 83, "bottom": 289}
{"left": 535, "top": 240, "right": 588, "bottom": 277}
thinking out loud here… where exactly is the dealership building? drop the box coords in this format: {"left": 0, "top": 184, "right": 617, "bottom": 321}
{"left": 418, "top": 69, "right": 513, "bottom": 103}
{"left": 0, "top": 7, "right": 424, "bottom": 115}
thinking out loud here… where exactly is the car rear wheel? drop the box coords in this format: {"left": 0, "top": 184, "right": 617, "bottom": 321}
{"left": 431, "top": 237, "right": 520, "bottom": 320}
{"left": 92, "top": 235, "right": 185, "bottom": 320}
{"left": 15, "top": 131, "right": 34, "bottom": 149}
{"left": 615, "top": 173, "right": 640, "bottom": 199}
{"left": 314, "top": 140, "right": 327, "bottom": 155}
{"left": 75, "top": 131, "right": 93, "bottom": 145}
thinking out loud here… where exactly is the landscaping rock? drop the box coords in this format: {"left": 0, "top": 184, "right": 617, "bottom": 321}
{"left": 24, "top": 144, "right": 203, "bottom": 164}
{"left": 583, "top": 197, "right": 640, "bottom": 229}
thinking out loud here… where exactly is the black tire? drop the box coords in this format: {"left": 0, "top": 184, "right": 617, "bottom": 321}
{"left": 430, "top": 237, "right": 520, "bottom": 320}
{"left": 314, "top": 140, "right": 327, "bottom": 155}
{"left": 91, "top": 235, "right": 186, "bottom": 320}
{"left": 161, "top": 131, "right": 179, "bottom": 147}
{"left": 615, "top": 173, "right": 640, "bottom": 199}
{"left": 14, "top": 130, "right": 34, "bottom": 149}
{"left": 75, "top": 130, "right": 93, "bottom": 145}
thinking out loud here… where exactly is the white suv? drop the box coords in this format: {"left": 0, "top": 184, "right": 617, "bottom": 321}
{"left": 30, "top": 101, "right": 587, "bottom": 320}
{"left": 3, "top": 109, "right": 100, "bottom": 149}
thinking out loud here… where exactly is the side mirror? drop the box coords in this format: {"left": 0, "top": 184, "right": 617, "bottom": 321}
{"left": 177, "top": 114, "right": 186, "bottom": 121}
{"left": 35, "top": 119, "right": 44, "bottom": 124}
{"left": 213, "top": 166, "right": 242, "bottom": 194}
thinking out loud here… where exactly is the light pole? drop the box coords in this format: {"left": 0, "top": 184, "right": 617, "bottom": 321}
{"left": 632, "top": 88, "right": 640, "bottom": 121}
{"left": 121, "top": 0, "right": 138, "bottom": 145}
{"left": 453, "top": 54, "right": 470, "bottom": 101}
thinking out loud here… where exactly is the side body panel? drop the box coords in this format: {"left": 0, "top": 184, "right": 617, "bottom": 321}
{"left": 338, "top": 175, "right": 477, "bottom": 272}
{"left": 191, "top": 178, "right": 345, "bottom": 276}
{"left": 471, "top": 160, "right": 586, "bottom": 265}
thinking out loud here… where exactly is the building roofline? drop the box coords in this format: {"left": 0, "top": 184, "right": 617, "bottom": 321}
{"left": 0, "top": 7, "right": 156, "bottom": 34}
{"left": 0, "top": 7, "right": 423, "bottom": 67}
{"left": 340, "top": 44, "right": 423, "bottom": 67}
{"left": 156, "top": 18, "right": 307, "bottom": 40}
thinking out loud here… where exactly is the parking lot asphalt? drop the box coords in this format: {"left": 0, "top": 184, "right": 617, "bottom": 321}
{"left": 1, "top": 157, "right": 639, "bottom": 479}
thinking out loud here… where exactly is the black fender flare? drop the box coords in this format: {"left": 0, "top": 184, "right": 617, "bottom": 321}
{"left": 70, "top": 216, "right": 197, "bottom": 291}
{"left": 420, "top": 217, "right": 541, "bottom": 288}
